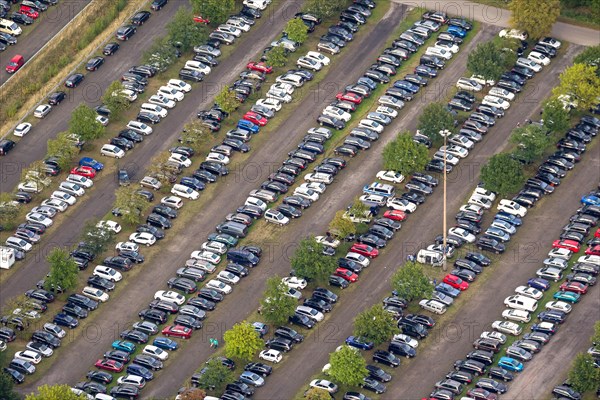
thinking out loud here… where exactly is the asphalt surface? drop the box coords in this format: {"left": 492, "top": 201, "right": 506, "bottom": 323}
{"left": 0, "top": 0, "right": 182, "bottom": 192}
{"left": 15, "top": 2, "right": 409, "bottom": 395}
{"left": 393, "top": 0, "right": 600, "bottom": 46}
{"left": 0, "top": 0, "right": 92, "bottom": 86}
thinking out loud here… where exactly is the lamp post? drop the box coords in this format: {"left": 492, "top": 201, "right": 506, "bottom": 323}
{"left": 440, "top": 129, "right": 451, "bottom": 271}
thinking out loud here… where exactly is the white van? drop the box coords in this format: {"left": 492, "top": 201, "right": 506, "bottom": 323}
{"left": 425, "top": 46, "right": 452, "bottom": 60}
{"left": 416, "top": 249, "right": 443, "bottom": 267}
{"left": 265, "top": 209, "right": 290, "bottom": 225}
{"left": 140, "top": 103, "right": 168, "bottom": 118}
{"left": 0, "top": 19, "right": 22, "bottom": 36}
{"left": 504, "top": 295, "right": 537, "bottom": 312}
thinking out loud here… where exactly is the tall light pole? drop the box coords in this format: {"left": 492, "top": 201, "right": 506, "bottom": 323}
{"left": 440, "top": 129, "right": 451, "bottom": 271}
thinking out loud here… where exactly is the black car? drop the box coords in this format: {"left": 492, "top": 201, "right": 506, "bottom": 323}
{"left": 274, "top": 326, "right": 304, "bottom": 343}
{"left": 226, "top": 381, "right": 255, "bottom": 397}
{"left": 261, "top": 180, "right": 288, "bottom": 194}
{"left": 31, "top": 330, "right": 61, "bottom": 348}
{"left": 25, "top": 289, "right": 54, "bottom": 303}
{"left": 465, "top": 252, "right": 490, "bottom": 267}
{"left": 147, "top": 213, "right": 172, "bottom": 229}
{"left": 9, "top": 12, "right": 33, "bottom": 25}
{"left": 283, "top": 196, "right": 311, "bottom": 210}
{"left": 87, "top": 370, "right": 113, "bottom": 384}
{"left": 47, "top": 91, "right": 66, "bottom": 105}
{"left": 488, "top": 366, "right": 514, "bottom": 382}
{"left": 372, "top": 350, "right": 400, "bottom": 367}
{"left": 103, "top": 42, "right": 120, "bottom": 55}
{"left": 245, "top": 362, "right": 272, "bottom": 377}
{"left": 329, "top": 275, "right": 350, "bottom": 288}
{"left": 120, "top": 329, "right": 149, "bottom": 344}
{"left": 198, "top": 288, "right": 223, "bottom": 303}
{"left": 361, "top": 376, "right": 386, "bottom": 394}
{"left": 110, "top": 136, "right": 134, "bottom": 151}
{"left": 174, "top": 314, "right": 203, "bottom": 330}
{"left": 3, "top": 367, "right": 24, "bottom": 384}
{"left": 62, "top": 303, "right": 88, "bottom": 319}
{"left": 151, "top": 0, "right": 167, "bottom": 10}
{"left": 276, "top": 204, "right": 302, "bottom": 219}
{"left": 65, "top": 73, "right": 84, "bottom": 88}
{"left": 289, "top": 313, "right": 315, "bottom": 329}
{"left": 179, "top": 68, "right": 204, "bottom": 82}
{"left": 85, "top": 56, "right": 104, "bottom": 71}
{"left": 241, "top": 5, "right": 261, "bottom": 19}
{"left": 511, "top": 65, "right": 534, "bottom": 79}
{"left": 136, "top": 224, "right": 164, "bottom": 240}
{"left": 110, "top": 385, "right": 140, "bottom": 398}
{"left": 103, "top": 256, "right": 133, "bottom": 271}
{"left": 193, "top": 169, "right": 217, "bottom": 183}
{"left": 538, "top": 310, "right": 567, "bottom": 324}
{"left": 200, "top": 161, "right": 228, "bottom": 176}
{"left": 131, "top": 10, "right": 151, "bottom": 25}
{"left": 225, "top": 263, "right": 248, "bottom": 277}
{"left": 87, "top": 275, "right": 116, "bottom": 292}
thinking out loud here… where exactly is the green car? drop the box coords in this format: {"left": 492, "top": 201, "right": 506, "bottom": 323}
{"left": 552, "top": 290, "right": 580, "bottom": 303}
{"left": 111, "top": 340, "right": 137, "bottom": 353}
{"left": 207, "top": 233, "right": 238, "bottom": 247}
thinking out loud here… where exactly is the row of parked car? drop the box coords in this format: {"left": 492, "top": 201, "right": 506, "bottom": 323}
{"left": 0, "top": 0, "right": 55, "bottom": 54}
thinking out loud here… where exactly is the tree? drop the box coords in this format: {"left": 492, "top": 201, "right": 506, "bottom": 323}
{"left": 265, "top": 45, "right": 288, "bottom": 68}
{"left": 190, "top": 0, "right": 235, "bottom": 25}
{"left": 509, "top": 0, "right": 560, "bottom": 39}
{"left": 329, "top": 210, "right": 356, "bottom": 239}
{"left": 480, "top": 153, "right": 525, "bottom": 196}
{"left": 46, "top": 248, "right": 79, "bottom": 292}
{"left": 348, "top": 196, "right": 369, "bottom": 219}
{"left": 304, "top": 388, "right": 333, "bottom": 400}
{"left": 0, "top": 193, "right": 19, "bottom": 224}
{"left": 417, "top": 103, "right": 456, "bottom": 146}
{"left": 382, "top": 132, "right": 429, "bottom": 176}
{"left": 510, "top": 124, "right": 552, "bottom": 163}
{"left": 568, "top": 353, "right": 600, "bottom": 392}
{"left": 25, "top": 384, "right": 88, "bottom": 399}
{"left": 168, "top": 7, "right": 208, "bottom": 52}
{"left": 102, "top": 81, "right": 130, "bottom": 117}
{"left": 69, "top": 104, "right": 104, "bottom": 141}
{"left": 178, "top": 387, "right": 207, "bottom": 400}
{"left": 328, "top": 345, "right": 368, "bottom": 386}
{"left": 21, "top": 160, "right": 49, "bottom": 191}
{"left": 467, "top": 41, "right": 515, "bottom": 82}
{"left": 260, "top": 276, "right": 296, "bottom": 326}
{"left": 215, "top": 88, "right": 240, "bottom": 115}
{"left": 574, "top": 45, "right": 600, "bottom": 71}
{"left": 285, "top": 18, "right": 309, "bottom": 44}
{"left": 390, "top": 261, "right": 434, "bottom": 302}
{"left": 223, "top": 321, "right": 264, "bottom": 361}
{"left": 143, "top": 36, "right": 177, "bottom": 72}
{"left": 353, "top": 305, "right": 399, "bottom": 346}
{"left": 195, "top": 359, "right": 233, "bottom": 393}
{"left": 0, "top": 371, "right": 20, "bottom": 400}
{"left": 542, "top": 97, "right": 571, "bottom": 135}
{"left": 113, "top": 186, "right": 148, "bottom": 225}
{"left": 552, "top": 63, "right": 600, "bottom": 111}
{"left": 148, "top": 151, "right": 174, "bottom": 179}
{"left": 593, "top": 321, "right": 600, "bottom": 346}
{"left": 290, "top": 237, "right": 338, "bottom": 283}
{"left": 47, "top": 131, "right": 79, "bottom": 170}
{"left": 304, "top": 0, "right": 347, "bottom": 19}
{"left": 80, "top": 220, "right": 116, "bottom": 254}
{"left": 181, "top": 120, "right": 212, "bottom": 151}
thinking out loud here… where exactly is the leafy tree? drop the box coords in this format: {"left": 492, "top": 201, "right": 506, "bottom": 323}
{"left": 0, "top": 371, "right": 20, "bottom": 400}
{"left": 574, "top": 45, "right": 600, "bottom": 71}
{"left": 328, "top": 345, "right": 368, "bottom": 386}
{"left": 190, "top": 0, "right": 235, "bottom": 25}
{"left": 552, "top": 63, "right": 600, "bottom": 111}
{"left": 148, "top": 151, "right": 174, "bottom": 179}
{"left": 113, "top": 186, "right": 148, "bottom": 225}
{"left": 348, "top": 196, "right": 369, "bottom": 218}
{"left": 329, "top": 210, "right": 356, "bottom": 239}
{"left": 467, "top": 40, "right": 515, "bottom": 81}
{"left": 568, "top": 353, "right": 600, "bottom": 392}
{"left": 0, "top": 193, "right": 19, "bottom": 223}
{"left": 304, "top": 0, "right": 347, "bottom": 19}
{"left": 196, "top": 359, "right": 233, "bottom": 393}
{"left": 304, "top": 388, "right": 332, "bottom": 400}
{"left": 143, "top": 36, "right": 177, "bottom": 72}
{"left": 21, "top": 160, "right": 49, "bottom": 190}
{"left": 46, "top": 248, "right": 79, "bottom": 292}
{"left": 542, "top": 97, "right": 571, "bottom": 134}
{"left": 102, "top": 80, "right": 130, "bottom": 117}
{"left": 181, "top": 120, "right": 212, "bottom": 151}
{"left": 215, "top": 88, "right": 240, "bottom": 115}
{"left": 480, "top": 153, "right": 525, "bottom": 196}
{"left": 178, "top": 387, "right": 207, "bottom": 400}
{"left": 417, "top": 103, "right": 456, "bottom": 145}
{"left": 47, "top": 131, "right": 80, "bottom": 170}
{"left": 260, "top": 276, "right": 296, "bottom": 326}
{"left": 168, "top": 7, "right": 208, "bottom": 52}
{"left": 69, "top": 104, "right": 104, "bottom": 141}
{"left": 509, "top": 0, "right": 560, "bottom": 39}
{"left": 593, "top": 321, "right": 600, "bottom": 345}
{"left": 223, "top": 321, "right": 263, "bottom": 361}
{"left": 265, "top": 45, "right": 288, "bottom": 68}
{"left": 285, "top": 18, "right": 309, "bottom": 44}
{"left": 290, "top": 237, "right": 338, "bottom": 283}
{"left": 354, "top": 305, "right": 399, "bottom": 346}
{"left": 510, "top": 124, "right": 552, "bottom": 163}
{"left": 390, "top": 261, "right": 434, "bottom": 302}
{"left": 382, "top": 132, "right": 429, "bottom": 176}
{"left": 25, "top": 384, "right": 88, "bottom": 399}
{"left": 80, "top": 220, "right": 116, "bottom": 254}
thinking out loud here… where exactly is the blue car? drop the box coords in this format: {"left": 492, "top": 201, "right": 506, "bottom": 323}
{"left": 581, "top": 194, "right": 600, "bottom": 206}
{"left": 447, "top": 25, "right": 467, "bottom": 38}
{"left": 252, "top": 322, "right": 269, "bottom": 338}
{"left": 393, "top": 80, "right": 419, "bottom": 94}
{"left": 494, "top": 212, "right": 522, "bottom": 226}
{"left": 53, "top": 313, "right": 79, "bottom": 329}
{"left": 153, "top": 337, "right": 179, "bottom": 351}
{"left": 553, "top": 290, "right": 580, "bottom": 303}
{"left": 127, "top": 364, "right": 154, "bottom": 381}
{"left": 498, "top": 356, "right": 523, "bottom": 372}
{"left": 111, "top": 340, "right": 136, "bottom": 354}
{"left": 436, "top": 283, "right": 461, "bottom": 298}
{"left": 527, "top": 277, "right": 551, "bottom": 291}
{"left": 79, "top": 156, "right": 104, "bottom": 171}
{"left": 346, "top": 336, "right": 374, "bottom": 350}
{"left": 237, "top": 119, "right": 260, "bottom": 133}
{"left": 180, "top": 176, "right": 206, "bottom": 192}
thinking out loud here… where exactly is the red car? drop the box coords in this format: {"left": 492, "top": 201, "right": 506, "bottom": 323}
{"left": 246, "top": 61, "right": 273, "bottom": 74}
{"left": 19, "top": 6, "right": 39, "bottom": 19}
{"left": 595, "top": 228, "right": 600, "bottom": 238}
{"left": 335, "top": 268, "right": 358, "bottom": 282}
{"left": 350, "top": 243, "right": 379, "bottom": 258}
{"left": 5, "top": 55, "right": 25, "bottom": 74}
{"left": 336, "top": 92, "right": 363, "bottom": 104}
{"left": 383, "top": 210, "right": 407, "bottom": 221}
{"left": 243, "top": 111, "right": 268, "bottom": 126}
{"left": 552, "top": 239, "right": 580, "bottom": 253}
{"left": 70, "top": 166, "right": 96, "bottom": 179}
{"left": 162, "top": 325, "right": 192, "bottom": 339}
{"left": 585, "top": 245, "right": 600, "bottom": 256}
{"left": 559, "top": 281, "right": 588, "bottom": 294}
{"left": 443, "top": 274, "right": 469, "bottom": 291}
{"left": 193, "top": 15, "right": 210, "bottom": 24}
{"left": 95, "top": 359, "right": 124, "bottom": 372}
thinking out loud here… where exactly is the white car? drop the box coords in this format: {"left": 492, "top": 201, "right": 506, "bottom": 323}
{"left": 281, "top": 277, "right": 307, "bottom": 290}
{"left": 297, "top": 56, "right": 323, "bottom": 71}
{"left": 14, "top": 350, "right": 42, "bottom": 365}
{"left": 82, "top": 286, "right": 109, "bottom": 302}
{"left": 489, "top": 87, "right": 515, "bottom": 101}
{"left": 168, "top": 78, "right": 192, "bottom": 93}
{"left": 96, "top": 115, "right": 109, "bottom": 126}
{"left": 143, "top": 345, "right": 169, "bottom": 360}
{"left": 515, "top": 285, "right": 543, "bottom": 300}
{"left": 433, "top": 150, "right": 459, "bottom": 166}
{"left": 545, "top": 300, "right": 572, "bottom": 313}
{"left": 306, "top": 51, "right": 330, "bottom": 66}
{"left": 18, "top": 181, "right": 44, "bottom": 193}
{"left": 159, "top": 196, "right": 182, "bottom": 210}
{"left": 387, "top": 197, "right": 417, "bottom": 213}
{"left": 578, "top": 255, "right": 600, "bottom": 265}
{"left": 129, "top": 232, "right": 156, "bottom": 246}
{"left": 345, "top": 252, "right": 370, "bottom": 268}
{"left": 117, "top": 374, "right": 146, "bottom": 389}
{"left": 140, "top": 176, "right": 162, "bottom": 190}
{"left": 304, "top": 173, "right": 333, "bottom": 184}
{"left": 376, "top": 170, "right": 404, "bottom": 183}
{"left": 270, "top": 82, "right": 294, "bottom": 95}
{"left": 59, "top": 182, "right": 85, "bottom": 197}
{"left": 185, "top": 259, "right": 217, "bottom": 274}
{"left": 539, "top": 37, "right": 561, "bottom": 49}
{"left": 309, "top": 379, "right": 338, "bottom": 394}
{"left": 96, "top": 220, "right": 121, "bottom": 233}
{"left": 358, "top": 119, "right": 384, "bottom": 133}
{"left": 66, "top": 174, "right": 93, "bottom": 188}
{"left": 299, "top": 182, "right": 326, "bottom": 194}
{"left": 497, "top": 199, "right": 527, "bottom": 217}
{"left": 25, "top": 341, "right": 52, "bottom": 357}
{"left": 276, "top": 73, "right": 305, "bottom": 87}
{"left": 547, "top": 248, "right": 572, "bottom": 260}
{"left": 492, "top": 320, "right": 522, "bottom": 336}
{"left": 448, "top": 227, "right": 476, "bottom": 243}
{"left": 116, "top": 241, "right": 139, "bottom": 252}
{"left": 217, "top": 271, "right": 240, "bottom": 285}
{"left": 154, "top": 290, "right": 186, "bottom": 305}
{"left": 256, "top": 98, "right": 282, "bottom": 111}
{"left": 243, "top": 0, "right": 269, "bottom": 10}
{"left": 34, "top": 104, "right": 52, "bottom": 118}
{"left": 206, "top": 279, "right": 232, "bottom": 294}
{"left": 419, "top": 299, "right": 447, "bottom": 314}
{"left": 26, "top": 212, "right": 53, "bottom": 227}
{"left": 323, "top": 106, "right": 351, "bottom": 122}
{"left": 201, "top": 241, "right": 228, "bottom": 255}
{"left": 490, "top": 220, "right": 516, "bottom": 235}
{"left": 502, "top": 309, "right": 531, "bottom": 323}
{"left": 468, "top": 195, "right": 493, "bottom": 209}
{"left": 169, "top": 153, "right": 192, "bottom": 168}
{"left": 294, "top": 187, "right": 319, "bottom": 202}
{"left": 480, "top": 331, "right": 507, "bottom": 344}
{"left": 528, "top": 51, "right": 550, "bottom": 66}
{"left": 149, "top": 94, "right": 176, "bottom": 109}
{"left": 184, "top": 60, "right": 211, "bottom": 75}
{"left": 435, "top": 40, "right": 459, "bottom": 53}
{"left": 440, "top": 145, "right": 469, "bottom": 159}
{"left": 543, "top": 257, "right": 568, "bottom": 270}
{"left": 482, "top": 95, "right": 510, "bottom": 110}
{"left": 225, "top": 18, "right": 251, "bottom": 32}
{"left": 245, "top": 197, "right": 267, "bottom": 211}
{"left": 499, "top": 28, "right": 528, "bottom": 40}
{"left": 392, "top": 333, "right": 418, "bottom": 348}
{"left": 41, "top": 198, "right": 68, "bottom": 212}
{"left": 296, "top": 305, "right": 324, "bottom": 322}
{"left": 259, "top": 349, "right": 282, "bottom": 363}
{"left": 117, "top": 89, "right": 138, "bottom": 102}
{"left": 472, "top": 187, "right": 496, "bottom": 202}
{"left": 267, "top": 89, "right": 292, "bottom": 103}
{"left": 171, "top": 185, "right": 199, "bottom": 200}
{"left": 127, "top": 120, "right": 153, "bottom": 135}
{"left": 94, "top": 266, "right": 122, "bottom": 282}
{"left": 191, "top": 250, "right": 221, "bottom": 264}
{"left": 460, "top": 204, "right": 484, "bottom": 215}
{"left": 359, "top": 194, "right": 386, "bottom": 207}
{"left": 470, "top": 75, "right": 495, "bottom": 87}
{"left": 375, "top": 106, "right": 398, "bottom": 119}
{"left": 315, "top": 235, "right": 340, "bottom": 248}
{"left": 13, "top": 122, "right": 32, "bottom": 137}
{"left": 205, "top": 152, "right": 229, "bottom": 164}
{"left": 156, "top": 87, "right": 183, "bottom": 103}
{"left": 456, "top": 77, "right": 482, "bottom": 92}
{"left": 100, "top": 144, "right": 125, "bottom": 158}
{"left": 379, "top": 95, "right": 405, "bottom": 109}
{"left": 516, "top": 57, "right": 542, "bottom": 72}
